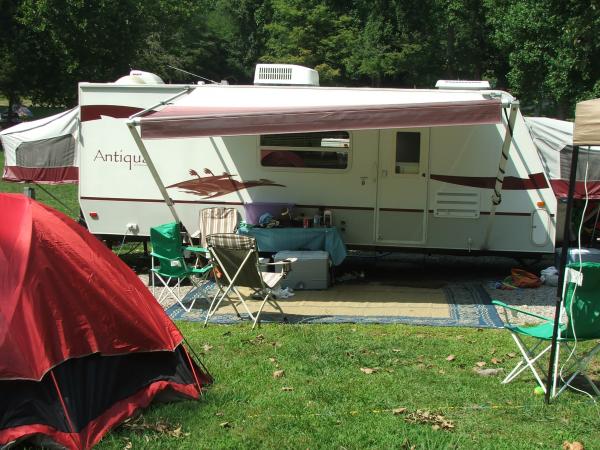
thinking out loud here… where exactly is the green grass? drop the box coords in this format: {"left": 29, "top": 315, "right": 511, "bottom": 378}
{"left": 96, "top": 324, "right": 600, "bottom": 450}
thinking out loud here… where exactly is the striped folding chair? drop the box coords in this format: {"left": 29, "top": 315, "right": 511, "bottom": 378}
{"left": 204, "top": 233, "right": 294, "bottom": 329}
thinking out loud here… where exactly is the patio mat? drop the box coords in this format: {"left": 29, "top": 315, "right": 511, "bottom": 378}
{"left": 165, "top": 282, "right": 503, "bottom": 328}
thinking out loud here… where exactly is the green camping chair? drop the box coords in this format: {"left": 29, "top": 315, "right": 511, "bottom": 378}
{"left": 493, "top": 262, "right": 600, "bottom": 398}
{"left": 150, "top": 222, "right": 212, "bottom": 312}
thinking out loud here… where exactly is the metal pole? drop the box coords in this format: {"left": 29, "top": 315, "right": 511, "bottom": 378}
{"left": 544, "top": 144, "right": 579, "bottom": 404}
{"left": 481, "top": 101, "right": 519, "bottom": 249}
{"left": 126, "top": 120, "right": 182, "bottom": 224}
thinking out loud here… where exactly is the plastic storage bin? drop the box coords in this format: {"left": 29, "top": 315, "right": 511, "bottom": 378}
{"left": 274, "top": 250, "right": 330, "bottom": 290}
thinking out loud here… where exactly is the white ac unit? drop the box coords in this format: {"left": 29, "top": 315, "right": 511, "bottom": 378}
{"left": 435, "top": 80, "right": 490, "bottom": 90}
{"left": 254, "top": 64, "right": 319, "bottom": 86}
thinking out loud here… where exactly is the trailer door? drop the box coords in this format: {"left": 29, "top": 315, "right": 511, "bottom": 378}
{"left": 376, "top": 128, "right": 430, "bottom": 244}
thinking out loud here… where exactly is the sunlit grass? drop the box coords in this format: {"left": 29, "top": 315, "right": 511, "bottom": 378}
{"left": 97, "top": 323, "right": 599, "bottom": 450}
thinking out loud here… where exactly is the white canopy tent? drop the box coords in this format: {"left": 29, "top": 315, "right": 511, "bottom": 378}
{"left": 0, "top": 108, "right": 79, "bottom": 184}
{"left": 526, "top": 117, "right": 600, "bottom": 199}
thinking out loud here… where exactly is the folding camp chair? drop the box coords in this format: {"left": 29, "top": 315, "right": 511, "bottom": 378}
{"left": 190, "top": 207, "right": 239, "bottom": 268}
{"left": 192, "top": 207, "right": 239, "bottom": 249}
{"left": 493, "top": 262, "right": 600, "bottom": 398}
{"left": 204, "top": 233, "right": 293, "bottom": 329}
{"left": 150, "top": 222, "right": 212, "bottom": 312}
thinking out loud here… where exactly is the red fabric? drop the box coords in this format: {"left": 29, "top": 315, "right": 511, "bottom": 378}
{"left": 550, "top": 179, "right": 600, "bottom": 199}
{"left": 0, "top": 194, "right": 183, "bottom": 381}
{"left": 0, "top": 379, "right": 199, "bottom": 450}
{"left": 2, "top": 165, "right": 79, "bottom": 184}
{"left": 140, "top": 100, "right": 502, "bottom": 139}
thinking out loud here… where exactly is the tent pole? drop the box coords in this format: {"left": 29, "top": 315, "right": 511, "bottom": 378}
{"left": 481, "top": 101, "right": 519, "bottom": 250}
{"left": 127, "top": 121, "right": 181, "bottom": 224}
{"left": 544, "top": 144, "right": 579, "bottom": 404}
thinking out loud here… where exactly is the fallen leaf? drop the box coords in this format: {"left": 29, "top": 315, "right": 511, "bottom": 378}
{"left": 491, "top": 357, "right": 503, "bottom": 365}
{"left": 203, "top": 344, "right": 213, "bottom": 352}
{"left": 563, "top": 441, "right": 584, "bottom": 450}
{"left": 273, "top": 369, "right": 285, "bottom": 378}
{"left": 215, "top": 412, "right": 224, "bottom": 417}
{"left": 360, "top": 367, "right": 378, "bottom": 374}
{"left": 446, "top": 354, "right": 456, "bottom": 362}
{"left": 392, "top": 348, "right": 402, "bottom": 353}
{"left": 281, "top": 386, "right": 294, "bottom": 391}
{"left": 392, "top": 407, "right": 407, "bottom": 415}
{"left": 219, "top": 422, "right": 231, "bottom": 429}
{"left": 404, "top": 409, "right": 454, "bottom": 431}
{"left": 490, "top": 348, "right": 497, "bottom": 355}
{"left": 506, "top": 352, "right": 517, "bottom": 358}
{"left": 438, "top": 369, "right": 445, "bottom": 374}
{"left": 475, "top": 361, "right": 486, "bottom": 368}
{"left": 124, "top": 441, "right": 132, "bottom": 450}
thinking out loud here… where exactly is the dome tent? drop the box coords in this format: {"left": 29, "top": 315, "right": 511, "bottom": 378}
{"left": 0, "top": 194, "right": 211, "bottom": 449}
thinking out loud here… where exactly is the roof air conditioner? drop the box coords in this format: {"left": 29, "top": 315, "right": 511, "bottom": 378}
{"left": 254, "top": 64, "right": 319, "bottom": 86}
{"left": 435, "top": 80, "right": 490, "bottom": 90}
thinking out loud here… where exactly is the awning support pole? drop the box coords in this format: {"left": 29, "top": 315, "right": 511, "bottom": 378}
{"left": 125, "top": 87, "right": 194, "bottom": 226}
{"left": 481, "top": 101, "right": 519, "bottom": 250}
{"left": 544, "top": 144, "right": 580, "bottom": 404}
{"left": 127, "top": 121, "right": 181, "bottom": 224}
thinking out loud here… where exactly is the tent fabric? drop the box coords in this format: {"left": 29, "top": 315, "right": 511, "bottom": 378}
{"left": 0, "top": 108, "right": 79, "bottom": 184}
{"left": 574, "top": 98, "right": 600, "bottom": 146}
{"left": 0, "top": 193, "right": 212, "bottom": 449}
{"left": 139, "top": 86, "right": 502, "bottom": 139}
{"left": 526, "top": 117, "right": 600, "bottom": 199}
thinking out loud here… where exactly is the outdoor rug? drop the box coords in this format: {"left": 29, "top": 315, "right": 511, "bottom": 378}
{"left": 165, "top": 282, "right": 503, "bottom": 328}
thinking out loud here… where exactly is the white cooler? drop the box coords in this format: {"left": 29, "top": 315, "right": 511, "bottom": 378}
{"left": 274, "top": 251, "right": 330, "bottom": 290}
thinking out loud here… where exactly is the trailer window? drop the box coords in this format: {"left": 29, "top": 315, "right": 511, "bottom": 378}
{"left": 260, "top": 131, "right": 349, "bottom": 169}
{"left": 395, "top": 132, "right": 420, "bottom": 174}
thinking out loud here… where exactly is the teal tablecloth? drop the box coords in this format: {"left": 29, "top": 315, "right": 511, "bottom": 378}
{"left": 237, "top": 225, "right": 347, "bottom": 265}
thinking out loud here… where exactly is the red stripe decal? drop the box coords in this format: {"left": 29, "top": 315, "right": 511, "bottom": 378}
{"left": 80, "top": 105, "right": 144, "bottom": 122}
{"left": 430, "top": 172, "right": 549, "bottom": 190}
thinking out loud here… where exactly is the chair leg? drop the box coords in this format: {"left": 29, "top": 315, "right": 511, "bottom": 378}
{"left": 502, "top": 333, "right": 551, "bottom": 392}
{"left": 553, "top": 343, "right": 600, "bottom": 398}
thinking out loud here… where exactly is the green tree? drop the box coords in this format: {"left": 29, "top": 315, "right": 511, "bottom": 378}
{"left": 18, "top": 0, "right": 154, "bottom": 105}
{"left": 485, "top": 0, "right": 600, "bottom": 117}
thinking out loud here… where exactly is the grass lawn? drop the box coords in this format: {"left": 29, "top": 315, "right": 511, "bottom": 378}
{"left": 96, "top": 323, "right": 600, "bottom": 450}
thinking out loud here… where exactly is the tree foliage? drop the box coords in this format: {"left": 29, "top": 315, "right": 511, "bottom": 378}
{"left": 1, "top": 0, "right": 599, "bottom": 116}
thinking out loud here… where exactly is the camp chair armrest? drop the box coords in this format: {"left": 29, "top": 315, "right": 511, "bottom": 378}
{"left": 261, "top": 258, "right": 297, "bottom": 272}
{"left": 492, "top": 300, "right": 553, "bottom": 322}
{"left": 185, "top": 245, "right": 208, "bottom": 253}
{"left": 150, "top": 251, "right": 178, "bottom": 261}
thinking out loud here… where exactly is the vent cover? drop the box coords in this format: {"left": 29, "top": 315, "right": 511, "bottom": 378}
{"left": 434, "top": 191, "right": 480, "bottom": 218}
{"left": 254, "top": 64, "right": 319, "bottom": 86}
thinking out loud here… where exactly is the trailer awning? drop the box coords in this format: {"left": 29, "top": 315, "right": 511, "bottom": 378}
{"left": 574, "top": 98, "right": 600, "bottom": 146}
{"left": 139, "top": 90, "right": 502, "bottom": 139}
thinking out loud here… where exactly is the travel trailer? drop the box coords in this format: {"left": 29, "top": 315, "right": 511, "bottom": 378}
{"left": 6, "top": 66, "right": 559, "bottom": 255}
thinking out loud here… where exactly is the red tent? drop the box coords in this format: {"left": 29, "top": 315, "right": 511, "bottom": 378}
{"left": 0, "top": 193, "right": 212, "bottom": 449}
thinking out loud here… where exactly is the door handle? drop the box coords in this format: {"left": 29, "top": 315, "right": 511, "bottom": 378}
{"left": 360, "top": 176, "right": 368, "bottom": 186}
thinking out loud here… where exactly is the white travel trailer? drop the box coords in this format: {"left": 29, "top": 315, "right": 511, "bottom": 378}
{"left": 75, "top": 65, "right": 556, "bottom": 255}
